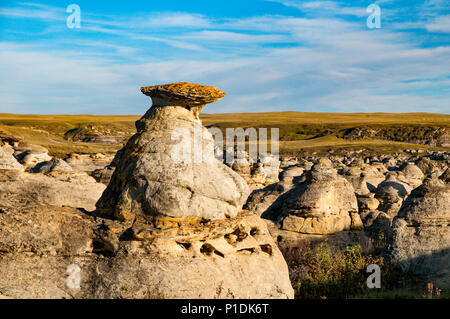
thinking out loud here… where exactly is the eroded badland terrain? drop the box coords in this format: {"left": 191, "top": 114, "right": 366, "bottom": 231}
{"left": 0, "top": 97, "right": 449, "bottom": 299}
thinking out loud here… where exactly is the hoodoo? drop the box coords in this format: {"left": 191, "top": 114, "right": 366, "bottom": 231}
{"left": 96, "top": 82, "right": 249, "bottom": 224}
{"left": 0, "top": 83, "right": 294, "bottom": 299}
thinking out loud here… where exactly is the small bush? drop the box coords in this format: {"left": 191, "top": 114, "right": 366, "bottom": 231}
{"left": 284, "top": 240, "right": 397, "bottom": 299}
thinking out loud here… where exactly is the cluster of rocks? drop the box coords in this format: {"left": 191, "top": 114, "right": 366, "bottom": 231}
{"left": 243, "top": 151, "right": 449, "bottom": 287}
{"left": 0, "top": 142, "right": 105, "bottom": 211}
{"left": 0, "top": 82, "right": 448, "bottom": 296}
{"left": 224, "top": 148, "right": 280, "bottom": 191}
{"left": 383, "top": 175, "right": 449, "bottom": 288}
{"left": 0, "top": 83, "right": 294, "bottom": 299}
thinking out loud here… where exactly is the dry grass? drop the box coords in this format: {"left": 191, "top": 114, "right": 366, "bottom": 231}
{"left": 1, "top": 112, "right": 448, "bottom": 158}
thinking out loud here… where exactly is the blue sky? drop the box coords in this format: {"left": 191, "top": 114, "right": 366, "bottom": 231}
{"left": 0, "top": 0, "right": 449, "bottom": 114}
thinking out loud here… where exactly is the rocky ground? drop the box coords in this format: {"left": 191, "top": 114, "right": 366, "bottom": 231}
{"left": 0, "top": 84, "right": 448, "bottom": 299}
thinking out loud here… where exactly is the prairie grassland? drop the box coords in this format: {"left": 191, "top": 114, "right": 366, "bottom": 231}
{"left": 0, "top": 112, "right": 449, "bottom": 157}
{"left": 0, "top": 114, "right": 139, "bottom": 157}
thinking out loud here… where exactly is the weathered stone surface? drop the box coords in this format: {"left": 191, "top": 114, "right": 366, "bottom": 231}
{"left": 375, "top": 173, "right": 411, "bottom": 217}
{"left": 141, "top": 82, "right": 226, "bottom": 118}
{"left": 0, "top": 146, "right": 24, "bottom": 171}
{"left": 0, "top": 207, "right": 293, "bottom": 299}
{"left": 415, "top": 157, "right": 438, "bottom": 176}
{"left": 30, "top": 158, "right": 73, "bottom": 173}
{"left": 384, "top": 178, "right": 450, "bottom": 288}
{"left": 225, "top": 149, "right": 280, "bottom": 191}
{"left": 244, "top": 165, "right": 304, "bottom": 217}
{"left": 398, "top": 163, "right": 424, "bottom": 188}
{"left": 96, "top": 84, "right": 249, "bottom": 223}
{"left": 266, "top": 159, "right": 360, "bottom": 235}
{"left": 440, "top": 168, "right": 450, "bottom": 183}
{"left": 0, "top": 170, "right": 105, "bottom": 211}
{"left": 91, "top": 150, "right": 123, "bottom": 185}
{"left": 13, "top": 143, "right": 52, "bottom": 167}
{"left": 0, "top": 130, "right": 21, "bottom": 146}
{"left": 360, "top": 210, "right": 392, "bottom": 239}
{"left": 357, "top": 196, "right": 380, "bottom": 212}
{"left": 65, "top": 153, "right": 113, "bottom": 172}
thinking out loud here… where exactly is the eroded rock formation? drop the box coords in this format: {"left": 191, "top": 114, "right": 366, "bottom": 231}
{"left": 265, "top": 158, "right": 362, "bottom": 235}
{"left": 0, "top": 83, "right": 293, "bottom": 299}
{"left": 96, "top": 83, "right": 249, "bottom": 223}
{"left": 384, "top": 177, "right": 450, "bottom": 288}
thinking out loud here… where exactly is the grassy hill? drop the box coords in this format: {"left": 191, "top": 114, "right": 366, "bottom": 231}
{"left": 0, "top": 112, "right": 449, "bottom": 158}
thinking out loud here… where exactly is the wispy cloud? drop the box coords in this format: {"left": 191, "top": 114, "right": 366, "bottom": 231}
{"left": 267, "top": 0, "right": 368, "bottom": 17}
{"left": 425, "top": 14, "right": 450, "bottom": 33}
{"left": 0, "top": 1, "right": 449, "bottom": 114}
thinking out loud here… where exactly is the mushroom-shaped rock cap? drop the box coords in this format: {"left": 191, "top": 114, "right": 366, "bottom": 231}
{"left": 141, "top": 82, "right": 226, "bottom": 107}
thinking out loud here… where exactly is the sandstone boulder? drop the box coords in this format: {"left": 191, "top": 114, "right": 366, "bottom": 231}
{"left": 0, "top": 146, "right": 24, "bottom": 171}
{"left": 268, "top": 159, "right": 360, "bottom": 235}
{"left": 398, "top": 163, "right": 424, "bottom": 188}
{"left": 65, "top": 153, "right": 114, "bottom": 172}
{"left": 0, "top": 170, "right": 105, "bottom": 211}
{"left": 30, "top": 158, "right": 73, "bottom": 173}
{"left": 375, "top": 173, "right": 411, "bottom": 216}
{"left": 384, "top": 178, "right": 450, "bottom": 288}
{"left": 96, "top": 83, "right": 249, "bottom": 223}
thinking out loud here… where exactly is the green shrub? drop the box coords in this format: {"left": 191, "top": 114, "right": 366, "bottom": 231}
{"left": 284, "top": 240, "right": 396, "bottom": 299}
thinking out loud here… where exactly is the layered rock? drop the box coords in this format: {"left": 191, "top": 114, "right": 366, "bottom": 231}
{"left": 0, "top": 206, "right": 293, "bottom": 298}
{"left": 384, "top": 178, "right": 450, "bottom": 288}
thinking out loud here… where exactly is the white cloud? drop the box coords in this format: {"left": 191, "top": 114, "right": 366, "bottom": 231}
{"left": 425, "top": 14, "right": 450, "bottom": 33}
{"left": 0, "top": 2, "right": 449, "bottom": 114}
{"left": 267, "top": 0, "right": 368, "bottom": 17}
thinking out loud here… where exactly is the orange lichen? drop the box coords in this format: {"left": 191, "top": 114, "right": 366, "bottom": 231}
{"left": 140, "top": 82, "right": 226, "bottom": 105}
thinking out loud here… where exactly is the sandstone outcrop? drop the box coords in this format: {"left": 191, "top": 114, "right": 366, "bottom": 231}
{"left": 440, "top": 168, "right": 450, "bottom": 183}
{"left": 92, "top": 83, "right": 291, "bottom": 298}
{"left": 398, "top": 162, "right": 424, "bottom": 188}
{"left": 375, "top": 173, "right": 411, "bottom": 217}
{"left": 225, "top": 149, "right": 280, "bottom": 191}
{"left": 91, "top": 150, "right": 123, "bottom": 185}
{"left": 384, "top": 177, "right": 450, "bottom": 288}
{"left": 0, "top": 130, "right": 21, "bottom": 147}
{"left": 0, "top": 206, "right": 293, "bottom": 298}
{"left": 96, "top": 83, "right": 249, "bottom": 223}
{"left": 0, "top": 145, "right": 24, "bottom": 171}
{"left": 415, "top": 157, "right": 437, "bottom": 176}
{"left": 65, "top": 153, "right": 114, "bottom": 172}
{"left": 0, "top": 83, "right": 294, "bottom": 299}
{"left": 13, "top": 143, "right": 52, "bottom": 167}
{"left": 30, "top": 158, "right": 73, "bottom": 174}
{"left": 263, "top": 158, "right": 361, "bottom": 235}
{"left": 0, "top": 170, "right": 106, "bottom": 211}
